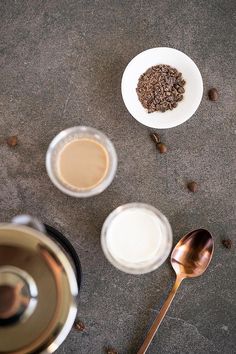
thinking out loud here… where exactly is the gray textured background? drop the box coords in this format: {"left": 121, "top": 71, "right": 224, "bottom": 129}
{"left": 0, "top": 0, "right": 236, "bottom": 353}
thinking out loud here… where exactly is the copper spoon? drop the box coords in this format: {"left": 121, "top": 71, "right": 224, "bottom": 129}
{"left": 137, "top": 228, "right": 214, "bottom": 354}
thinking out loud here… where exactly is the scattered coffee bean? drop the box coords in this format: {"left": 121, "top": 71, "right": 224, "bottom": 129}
{"left": 6, "top": 135, "right": 18, "bottom": 147}
{"left": 74, "top": 319, "right": 86, "bottom": 332}
{"left": 150, "top": 132, "right": 167, "bottom": 154}
{"left": 157, "top": 142, "right": 167, "bottom": 154}
{"left": 222, "top": 239, "right": 232, "bottom": 249}
{"left": 187, "top": 181, "right": 198, "bottom": 193}
{"left": 106, "top": 348, "right": 118, "bottom": 354}
{"left": 150, "top": 132, "right": 161, "bottom": 144}
{"left": 208, "top": 88, "right": 219, "bottom": 101}
{"left": 137, "top": 64, "right": 186, "bottom": 113}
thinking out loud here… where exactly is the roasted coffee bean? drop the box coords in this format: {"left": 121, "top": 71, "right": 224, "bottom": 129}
{"left": 187, "top": 181, "right": 198, "bottom": 192}
{"left": 222, "top": 239, "right": 232, "bottom": 249}
{"left": 157, "top": 142, "right": 167, "bottom": 153}
{"left": 176, "top": 95, "right": 183, "bottom": 102}
{"left": 178, "top": 87, "right": 185, "bottom": 94}
{"left": 208, "top": 88, "right": 219, "bottom": 101}
{"left": 74, "top": 319, "right": 86, "bottom": 332}
{"left": 173, "top": 88, "right": 178, "bottom": 96}
{"left": 172, "top": 102, "right": 177, "bottom": 108}
{"left": 149, "top": 107, "right": 157, "bottom": 113}
{"left": 163, "top": 102, "right": 168, "bottom": 108}
{"left": 6, "top": 135, "right": 18, "bottom": 147}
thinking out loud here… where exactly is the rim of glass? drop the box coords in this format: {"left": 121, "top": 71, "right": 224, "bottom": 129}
{"left": 46, "top": 126, "right": 118, "bottom": 198}
{"left": 101, "top": 203, "right": 173, "bottom": 275}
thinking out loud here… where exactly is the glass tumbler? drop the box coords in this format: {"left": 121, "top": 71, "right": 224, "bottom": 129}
{"left": 101, "top": 203, "right": 173, "bottom": 274}
{"left": 46, "top": 126, "right": 117, "bottom": 197}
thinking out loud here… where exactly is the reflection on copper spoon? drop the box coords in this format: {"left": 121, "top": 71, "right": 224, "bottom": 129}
{"left": 137, "top": 229, "right": 214, "bottom": 354}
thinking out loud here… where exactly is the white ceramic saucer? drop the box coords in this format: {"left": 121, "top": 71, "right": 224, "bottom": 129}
{"left": 121, "top": 47, "right": 203, "bottom": 129}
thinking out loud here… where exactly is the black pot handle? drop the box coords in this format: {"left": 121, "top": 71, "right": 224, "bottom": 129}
{"left": 45, "top": 225, "right": 82, "bottom": 291}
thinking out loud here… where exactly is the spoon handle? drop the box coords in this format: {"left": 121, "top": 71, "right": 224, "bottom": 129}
{"left": 137, "top": 276, "right": 183, "bottom": 354}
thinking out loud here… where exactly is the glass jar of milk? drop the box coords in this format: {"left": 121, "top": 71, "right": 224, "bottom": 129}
{"left": 101, "top": 203, "right": 173, "bottom": 274}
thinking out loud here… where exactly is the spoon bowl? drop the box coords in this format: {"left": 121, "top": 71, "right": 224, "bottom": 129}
{"left": 171, "top": 229, "right": 214, "bottom": 278}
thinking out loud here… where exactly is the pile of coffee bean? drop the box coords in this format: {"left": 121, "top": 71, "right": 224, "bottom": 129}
{"left": 136, "top": 64, "right": 186, "bottom": 113}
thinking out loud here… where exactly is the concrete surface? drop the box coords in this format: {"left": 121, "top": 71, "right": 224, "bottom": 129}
{"left": 0, "top": 0, "right": 236, "bottom": 353}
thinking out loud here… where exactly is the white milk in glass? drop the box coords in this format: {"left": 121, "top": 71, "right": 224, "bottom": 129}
{"left": 102, "top": 204, "right": 173, "bottom": 274}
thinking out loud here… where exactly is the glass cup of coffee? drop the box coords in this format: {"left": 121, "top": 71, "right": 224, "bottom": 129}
{"left": 101, "top": 203, "right": 173, "bottom": 274}
{"left": 46, "top": 126, "right": 117, "bottom": 197}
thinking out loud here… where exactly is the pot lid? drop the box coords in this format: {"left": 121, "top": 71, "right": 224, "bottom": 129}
{"left": 0, "top": 224, "right": 78, "bottom": 354}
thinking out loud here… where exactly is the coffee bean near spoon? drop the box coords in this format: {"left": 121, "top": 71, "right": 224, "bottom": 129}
{"left": 222, "top": 239, "right": 232, "bottom": 249}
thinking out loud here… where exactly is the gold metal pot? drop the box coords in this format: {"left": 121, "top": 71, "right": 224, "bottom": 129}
{"left": 0, "top": 215, "right": 81, "bottom": 354}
